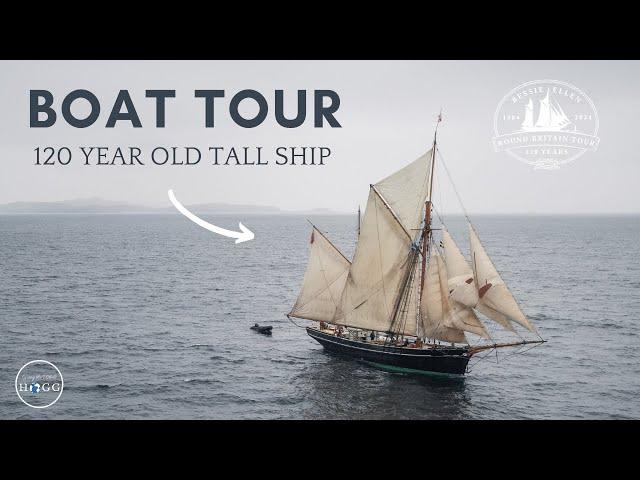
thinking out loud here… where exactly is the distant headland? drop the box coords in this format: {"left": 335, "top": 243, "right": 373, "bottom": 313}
{"left": 0, "top": 197, "right": 345, "bottom": 215}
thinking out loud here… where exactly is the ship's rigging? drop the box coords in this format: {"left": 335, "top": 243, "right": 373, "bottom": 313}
{"left": 288, "top": 114, "right": 545, "bottom": 355}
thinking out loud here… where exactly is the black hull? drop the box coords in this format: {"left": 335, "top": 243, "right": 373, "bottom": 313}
{"left": 306, "top": 327, "right": 470, "bottom": 375}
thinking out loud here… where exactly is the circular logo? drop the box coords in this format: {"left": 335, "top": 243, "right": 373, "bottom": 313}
{"left": 493, "top": 79, "right": 600, "bottom": 169}
{"left": 15, "top": 360, "right": 64, "bottom": 409}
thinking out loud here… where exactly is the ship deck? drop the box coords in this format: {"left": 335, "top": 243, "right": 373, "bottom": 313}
{"left": 310, "top": 326, "right": 469, "bottom": 354}
{"left": 306, "top": 326, "right": 470, "bottom": 374}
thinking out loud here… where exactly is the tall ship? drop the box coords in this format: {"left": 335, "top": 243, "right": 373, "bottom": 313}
{"left": 520, "top": 88, "right": 572, "bottom": 132}
{"left": 287, "top": 116, "right": 545, "bottom": 375}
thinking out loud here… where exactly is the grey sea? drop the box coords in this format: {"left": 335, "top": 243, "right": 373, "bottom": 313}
{"left": 1, "top": 214, "right": 638, "bottom": 419}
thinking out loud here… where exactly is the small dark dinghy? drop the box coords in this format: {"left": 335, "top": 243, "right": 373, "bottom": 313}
{"left": 250, "top": 323, "right": 273, "bottom": 335}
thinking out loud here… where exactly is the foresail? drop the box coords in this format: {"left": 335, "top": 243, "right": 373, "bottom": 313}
{"left": 442, "top": 228, "right": 479, "bottom": 308}
{"left": 420, "top": 253, "right": 467, "bottom": 344}
{"left": 449, "top": 304, "right": 490, "bottom": 339}
{"left": 475, "top": 303, "right": 515, "bottom": 332}
{"left": 289, "top": 227, "right": 350, "bottom": 323}
{"left": 333, "top": 189, "right": 415, "bottom": 333}
{"left": 469, "top": 225, "right": 535, "bottom": 332}
{"left": 440, "top": 229, "right": 490, "bottom": 339}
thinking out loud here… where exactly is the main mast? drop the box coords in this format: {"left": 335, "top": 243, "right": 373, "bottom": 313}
{"left": 419, "top": 112, "right": 442, "bottom": 341}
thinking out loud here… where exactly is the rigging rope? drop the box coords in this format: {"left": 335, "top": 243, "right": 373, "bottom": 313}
{"left": 467, "top": 347, "right": 496, "bottom": 371}
{"left": 435, "top": 161, "right": 444, "bottom": 222}
{"left": 436, "top": 148, "right": 472, "bottom": 224}
{"left": 502, "top": 340, "right": 544, "bottom": 359}
{"left": 432, "top": 203, "right": 446, "bottom": 229}
{"left": 425, "top": 234, "right": 450, "bottom": 341}
{"left": 438, "top": 147, "right": 543, "bottom": 343}
{"left": 468, "top": 340, "right": 545, "bottom": 372}
{"left": 286, "top": 314, "right": 308, "bottom": 329}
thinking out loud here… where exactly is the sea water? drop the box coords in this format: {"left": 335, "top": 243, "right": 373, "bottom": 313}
{"left": 0, "top": 214, "right": 638, "bottom": 419}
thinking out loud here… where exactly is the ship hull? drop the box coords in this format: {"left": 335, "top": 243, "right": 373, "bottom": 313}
{"left": 306, "top": 327, "right": 470, "bottom": 375}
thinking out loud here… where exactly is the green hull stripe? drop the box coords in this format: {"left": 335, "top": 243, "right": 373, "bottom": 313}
{"left": 364, "top": 361, "right": 465, "bottom": 377}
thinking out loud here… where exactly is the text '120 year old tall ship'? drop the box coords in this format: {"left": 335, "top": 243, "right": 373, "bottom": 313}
{"left": 287, "top": 115, "right": 545, "bottom": 375}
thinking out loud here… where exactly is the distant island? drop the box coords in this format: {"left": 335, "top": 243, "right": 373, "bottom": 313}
{"left": 0, "top": 197, "right": 346, "bottom": 215}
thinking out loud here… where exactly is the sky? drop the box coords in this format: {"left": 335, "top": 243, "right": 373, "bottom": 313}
{"left": 1, "top": 60, "right": 638, "bottom": 214}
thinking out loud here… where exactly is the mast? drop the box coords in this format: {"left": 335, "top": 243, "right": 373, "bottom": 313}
{"left": 357, "top": 206, "right": 361, "bottom": 236}
{"left": 419, "top": 111, "right": 442, "bottom": 340}
{"left": 332, "top": 139, "right": 436, "bottom": 337}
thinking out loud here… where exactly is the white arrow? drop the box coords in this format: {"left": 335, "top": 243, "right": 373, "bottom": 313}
{"left": 168, "top": 189, "right": 255, "bottom": 244}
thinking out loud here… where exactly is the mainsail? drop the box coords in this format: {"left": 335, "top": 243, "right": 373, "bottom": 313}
{"left": 469, "top": 225, "right": 536, "bottom": 332}
{"left": 332, "top": 150, "right": 432, "bottom": 335}
{"left": 289, "top": 227, "right": 351, "bottom": 323}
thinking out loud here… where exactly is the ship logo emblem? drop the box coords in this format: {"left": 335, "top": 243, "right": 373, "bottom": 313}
{"left": 15, "top": 360, "right": 64, "bottom": 409}
{"left": 492, "top": 79, "right": 600, "bottom": 169}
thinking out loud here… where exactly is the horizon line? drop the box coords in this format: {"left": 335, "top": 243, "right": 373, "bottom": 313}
{"left": 0, "top": 197, "right": 638, "bottom": 216}
{"left": 1, "top": 211, "right": 639, "bottom": 217}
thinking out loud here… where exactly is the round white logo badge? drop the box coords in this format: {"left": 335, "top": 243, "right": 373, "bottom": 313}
{"left": 492, "top": 79, "right": 600, "bottom": 169}
{"left": 15, "top": 360, "right": 64, "bottom": 409}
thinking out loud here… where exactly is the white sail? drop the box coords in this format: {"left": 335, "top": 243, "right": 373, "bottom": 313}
{"left": 289, "top": 227, "right": 350, "bottom": 323}
{"left": 399, "top": 255, "right": 421, "bottom": 337}
{"left": 469, "top": 225, "right": 535, "bottom": 332}
{"left": 440, "top": 229, "right": 490, "bottom": 338}
{"left": 475, "top": 303, "right": 514, "bottom": 332}
{"left": 521, "top": 98, "right": 534, "bottom": 130}
{"left": 375, "top": 150, "right": 432, "bottom": 234}
{"left": 549, "top": 100, "right": 571, "bottom": 130}
{"left": 333, "top": 151, "right": 432, "bottom": 335}
{"left": 442, "top": 228, "right": 478, "bottom": 308}
{"left": 449, "top": 303, "right": 490, "bottom": 339}
{"left": 534, "top": 90, "right": 552, "bottom": 129}
{"left": 420, "top": 253, "right": 467, "bottom": 343}
{"left": 333, "top": 189, "right": 416, "bottom": 334}
{"left": 531, "top": 89, "right": 572, "bottom": 131}
{"left": 442, "top": 228, "right": 498, "bottom": 338}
